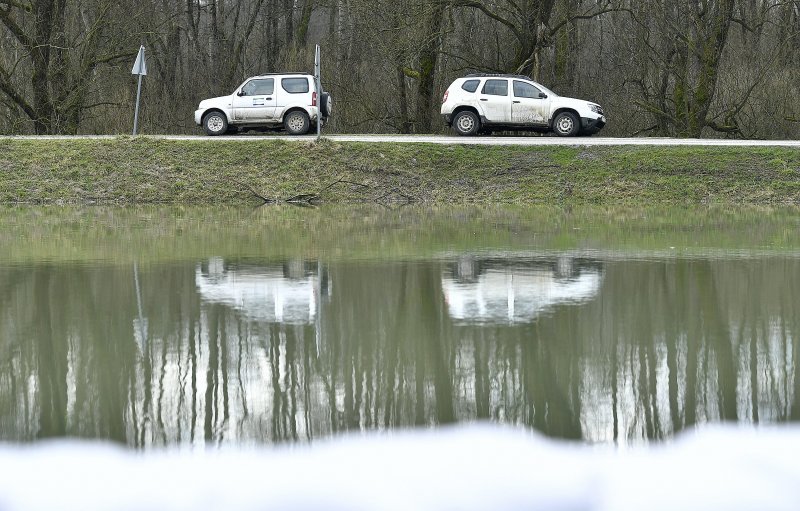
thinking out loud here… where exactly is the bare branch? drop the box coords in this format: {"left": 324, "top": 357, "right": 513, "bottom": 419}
{"left": 0, "top": 69, "right": 35, "bottom": 120}
{"left": 451, "top": 0, "right": 523, "bottom": 42}
{"left": 0, "top": 0, "right": 31, "bottom": 12}
{"left": 0, "top": 5, "right": 34, "bottom": 47}
{"left": 232, "top": 179, "right": 275, "bottom": 204}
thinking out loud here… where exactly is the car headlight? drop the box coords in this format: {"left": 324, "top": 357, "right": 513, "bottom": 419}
{"left": 589, "top": 104, "right": 603, "bottom": 115}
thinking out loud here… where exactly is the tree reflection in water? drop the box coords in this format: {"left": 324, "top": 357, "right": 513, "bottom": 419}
{"left": 0, "top": 255, "right": 798, "bottom": 447}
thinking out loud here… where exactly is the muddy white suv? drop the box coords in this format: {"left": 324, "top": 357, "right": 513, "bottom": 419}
{"left": 194, "top": 73, "right": 332, "bottom": 136}
{"left": 441, "top": 74, "right": 605, "bottom": 136}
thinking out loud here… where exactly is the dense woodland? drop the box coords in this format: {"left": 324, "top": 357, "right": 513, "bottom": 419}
{"left": 0, "top": 0, "right": 799, "bottom": 137}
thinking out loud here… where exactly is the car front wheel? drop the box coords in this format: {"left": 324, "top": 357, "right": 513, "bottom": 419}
{"left": 203, "top": 111, "right": 228, "bottom": 136}
{"left": 453, "top": 111, "right": 480, "bottom": 136}
{"left": 552, "top": 112, "right": 579, "bottom": 137}
{"left": 284, "top": 110, "right": 311, "bottom": 135}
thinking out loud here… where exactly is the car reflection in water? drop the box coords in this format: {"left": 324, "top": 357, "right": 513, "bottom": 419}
{"left": 442, "top": 256, "right": 603, "bottom": 324}
{"left": 196, "top": 257, "right": 331, "bottom": 324}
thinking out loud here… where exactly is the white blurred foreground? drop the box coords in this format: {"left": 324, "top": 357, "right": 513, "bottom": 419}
{"left": 1, "top": 425, "right": 799, "bottom": 511}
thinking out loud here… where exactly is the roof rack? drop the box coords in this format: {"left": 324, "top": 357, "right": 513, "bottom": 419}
{"left": 255, "top": 72, "right": 311, "bottom": 76}
{"left": 465, "top": 73, "right": 533, "bottom": 80}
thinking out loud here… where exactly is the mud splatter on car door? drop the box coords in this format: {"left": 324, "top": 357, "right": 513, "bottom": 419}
{"left": 511, "top": 80, "right": 550, "bottom": 125}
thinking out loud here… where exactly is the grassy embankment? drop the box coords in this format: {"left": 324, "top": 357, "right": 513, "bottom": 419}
{"left": 2, "top": 204, "right": 799, "bottom": 264}
{"left": 0, "top": 137, "right": 798, "bottom": 204}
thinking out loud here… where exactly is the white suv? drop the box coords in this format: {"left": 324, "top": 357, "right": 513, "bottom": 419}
{"left": 441, "top": 74, "right": 605, "bottom": 137}
{"left": 194, "top": 73, "right": 332, "bottom": 136}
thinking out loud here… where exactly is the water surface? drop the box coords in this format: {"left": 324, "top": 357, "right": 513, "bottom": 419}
{"left": 1, "top": 205, "right": 799, "bottom": 447}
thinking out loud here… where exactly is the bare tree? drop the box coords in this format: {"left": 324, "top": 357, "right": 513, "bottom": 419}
{"left": 0, "top": 0, "right": 133, "bottom": 133}
{"left": 0, "top": 0, "right": 798, "bottom": 137}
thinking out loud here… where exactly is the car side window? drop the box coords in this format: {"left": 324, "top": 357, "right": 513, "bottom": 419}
{"left": 282, "top": 77, "right": 310, "bottom": 93}
{"left": 461, "top": 80, "right": 480, "bottom": 93}
{"left": 513, "top": 80, "right": 542, "bottom": 99}
{"left": 481, "top": 79, "right": 508, "bottom": 96}
{"left": 241, "top": 78, "right": 274, "bottom": 96}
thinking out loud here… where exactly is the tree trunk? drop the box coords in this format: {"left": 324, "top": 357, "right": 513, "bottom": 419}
{"left": 414, "top": 1, "right": 447, "bottom": 133}
{"left": 396, "top": 64, "right": 411, "bottom": 133}
{"left": 295, "top": 0, "right": 315, "bottom": 48}
{"left": 31, "top": 0, "right": 57, "bottom": 133}
{"left": 636, "top": 0, "right": 736, "bottom": 137}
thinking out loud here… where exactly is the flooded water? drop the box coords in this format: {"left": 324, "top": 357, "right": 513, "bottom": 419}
{"left": 1, "top": 205, "right": 799, "bottom": 447}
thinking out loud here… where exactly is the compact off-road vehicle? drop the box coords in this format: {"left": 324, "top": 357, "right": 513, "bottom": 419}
{"left": 440, "top": 74, "right": 605, "bottom": 136}
{"left": 194, "top": 73, "right": 331, "bottom": 136}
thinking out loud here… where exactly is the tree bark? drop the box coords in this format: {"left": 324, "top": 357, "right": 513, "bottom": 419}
{"left": 414, "top": 1, "right": 447, "bottom": 133}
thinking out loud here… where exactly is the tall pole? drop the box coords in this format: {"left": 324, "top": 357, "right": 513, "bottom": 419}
{"left": 133, "top": 262, "right": 147, "bottom": 351}
{"left": 131, "top": 45, "right": 147, "bottom": 136}
{"left": 133, "top": 74, "right": 143, "bottom": 136}
{"left": 315, "top": 44, "right": 321, "bottom": 141}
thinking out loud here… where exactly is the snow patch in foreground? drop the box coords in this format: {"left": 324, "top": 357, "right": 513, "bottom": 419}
{"left": 1, "top": 424, "right": 799, "bottom": 511}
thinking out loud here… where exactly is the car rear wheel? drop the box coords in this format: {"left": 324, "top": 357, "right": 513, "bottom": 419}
{"left": 203, "top": 111, "right": 228, "bottom": 136}
{"left": 553, "top": 112, "right": 579, "bottom": 137}
{"left": 453, "top": 111, "right": 480, "bottom": 136}
{"left": 284, "top": 110, "right": 311, "bottom": 135}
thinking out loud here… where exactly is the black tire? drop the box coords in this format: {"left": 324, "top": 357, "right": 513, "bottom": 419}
{"left": 203, "top": 111, "right": 228, "bottom": 136}
{"left": 320, "top": 93, "right": 332, "bottom": 119}
{"left": 552, "top": 111, "right": 579, "bottom": 137}
{"left": 284, "top": 110, "right": 311, "bottom": 135}
{"left": 452, "top": 110, "right": 480, "bottom": 136}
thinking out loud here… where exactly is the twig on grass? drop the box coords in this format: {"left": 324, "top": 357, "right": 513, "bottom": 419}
{"left": 234, "top": 179, "right": 275, "bottom": 204}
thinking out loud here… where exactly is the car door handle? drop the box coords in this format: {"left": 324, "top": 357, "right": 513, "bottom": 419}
{"left": 265, "top": 97, "right": 272, "bottom": 100}
{"left": 480, "top": 98, "right": 488, "bottom": 101}
{"left": 513, "top": 100, "right": 521, "bottom": 104}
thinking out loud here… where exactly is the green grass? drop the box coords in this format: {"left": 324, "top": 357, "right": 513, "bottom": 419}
{"left": 0, "top": 137, "right": 798, "bottom": 204}
{"left": 1, "top": 203, "right": 799, "bottom": 264}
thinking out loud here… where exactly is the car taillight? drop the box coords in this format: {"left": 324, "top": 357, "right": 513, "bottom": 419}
{"left": 442, "top": 90, "right": 449, "bottom": 103}
{"left": 312, "top": 91, "right": 317, "bottom": 106}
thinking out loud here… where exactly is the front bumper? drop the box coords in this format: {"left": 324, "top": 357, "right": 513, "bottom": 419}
{"left": 581, "top": 115, "right": 606, "bottom": 134}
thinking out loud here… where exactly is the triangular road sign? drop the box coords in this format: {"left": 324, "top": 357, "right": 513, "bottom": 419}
{"left": 131, "top": 45, "right": 147, "bottom": 76}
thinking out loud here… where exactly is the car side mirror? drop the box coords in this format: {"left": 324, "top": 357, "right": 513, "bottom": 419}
{"left": 538, "top": 93, "right": 548, "bottom": 99}
{"left": 237, "top": 91, "right": 245, "bottom": 97}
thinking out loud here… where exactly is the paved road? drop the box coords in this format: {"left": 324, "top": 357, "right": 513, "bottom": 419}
{"left": 4, "top": 134, "right": 800, "bottom": 147}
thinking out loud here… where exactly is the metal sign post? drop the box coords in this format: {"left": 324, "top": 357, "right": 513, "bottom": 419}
{"left": 133, "top": 262, "right": 148, "bottom": 352}
{"left": 131, "top": 45, "right": 147, "bottom": 136}
{"left": 314, "top": 44, "right": 321, "bottom": 141}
